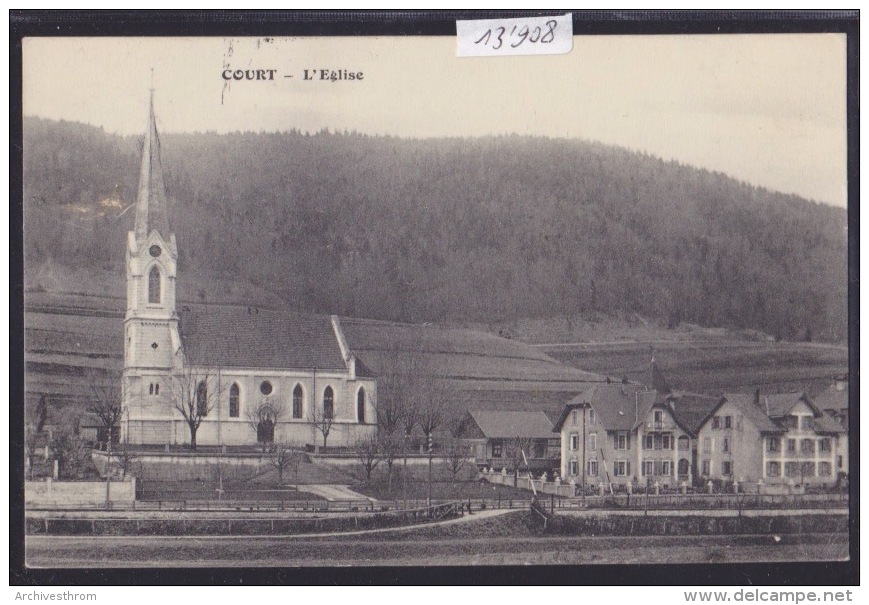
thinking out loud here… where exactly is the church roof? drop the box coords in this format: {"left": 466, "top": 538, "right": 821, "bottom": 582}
{"left": 134, "top": 93, "right": 170, "bottom": 241}
{"left": 179, "top": 307, "right": 347, "bottom": 371}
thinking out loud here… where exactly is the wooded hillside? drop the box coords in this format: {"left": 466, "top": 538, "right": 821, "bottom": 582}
{"left": 23, "top": 117, "right": 848, "bottom": 341}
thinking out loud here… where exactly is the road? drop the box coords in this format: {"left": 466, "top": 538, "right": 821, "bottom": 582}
{"left": 26, "top": 532, "right": 848, "bottom": 567}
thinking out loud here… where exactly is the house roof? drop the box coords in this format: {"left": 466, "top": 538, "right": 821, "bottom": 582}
{"left": 814, "top": 412, "right": 847, "bottom": 434}
{"left": 553, "top": 383, "right": 660, "bottom": 432}
{"left": 812, "top": 381, "right": 849, "bottom": 413}
{"left": 466, "top": 410, "right": 556, "bottom": 440}
{"left": 763, "top": 392, "right": 822, "bottom": 418}
{"left": 668, "top": 393, "right": 721, "bottom": 435}
{"left": 180, "top": 307, "right": 347, "bottom": 370}
{"left": 700, "top": 394, "right": 785, "bottom": 434}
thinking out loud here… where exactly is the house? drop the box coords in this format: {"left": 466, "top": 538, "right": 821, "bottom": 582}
{"left": 665, "top": 392, "right": 723, "bottom": 484}
{"left": 812, "top": 375, "right": 849, "bottom": 476}
{"left": 121, "top": 94, "right": 378, "bottom": 449}
{"left": 552, "top": 383, "right": 694, "bottom": 488}
{"left": 456, "top": 410, "right": 560, "bottom": 473}
{"left": 694, "top": 391, "right": 845, "bottom": 486}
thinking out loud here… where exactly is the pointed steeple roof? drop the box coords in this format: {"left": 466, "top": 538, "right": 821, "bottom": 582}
{"left": 134, "top": 90, "right": 170, "bottom": 241}
{"left": 648, "top": 350, "right": 671, "bottom": 395}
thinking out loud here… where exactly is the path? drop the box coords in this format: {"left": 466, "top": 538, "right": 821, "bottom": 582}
{"left": 298, "top": 484, "right": 375, "bottom": 501}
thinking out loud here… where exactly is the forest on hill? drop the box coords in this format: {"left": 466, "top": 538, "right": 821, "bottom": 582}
{"left": 22, "top": 117, "right": 848, "bottom": 342}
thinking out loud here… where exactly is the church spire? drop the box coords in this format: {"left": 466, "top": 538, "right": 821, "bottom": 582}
{"left": 134, "top": 85, "right": 170, "bottom": 241}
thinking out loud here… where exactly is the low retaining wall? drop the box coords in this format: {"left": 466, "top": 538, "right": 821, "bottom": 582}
{"left": 26, "top": 479, "right": 136, "bottom": 508}
{"left": 484, "top": 471, "right": 574, "bottom": 497}
{"left": 546, "top": 512, "right": 848, "bottom": 536}
{"left": 26, "top": 502, "right": 462, "bottom": 536}
{"left": 93, "top": 450, "right": 270, "bottom": 482}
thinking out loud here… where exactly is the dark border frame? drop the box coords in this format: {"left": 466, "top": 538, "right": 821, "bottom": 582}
{"left": 9, "top": 9, "right": 859, "bottom": 587}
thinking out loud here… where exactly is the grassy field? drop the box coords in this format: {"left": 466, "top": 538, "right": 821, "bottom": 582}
{"left": 541, "top": 340, "right": 847, "bottom": 397}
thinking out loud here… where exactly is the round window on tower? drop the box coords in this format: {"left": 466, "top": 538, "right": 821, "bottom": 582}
{"left": 260, "top": 381, "right": 273, "bottom": 396}
{"left": 149, "top": 245, "right": 162, "bottom": 258}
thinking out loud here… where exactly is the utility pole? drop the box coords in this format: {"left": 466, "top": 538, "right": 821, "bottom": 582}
{"left": 581, "top": 404, "right": 587, "bottom": 503}
{"left": 427, "top": 432, "right": 433, "bottom": 508}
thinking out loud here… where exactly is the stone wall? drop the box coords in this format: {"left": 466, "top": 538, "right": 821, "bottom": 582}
{"left": 25, "top": 478, "right": 136, "bottom": 508}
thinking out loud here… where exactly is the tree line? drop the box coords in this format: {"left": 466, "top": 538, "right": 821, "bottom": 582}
{"left": 23, "top": 117, "right": 848, "bottom": 341}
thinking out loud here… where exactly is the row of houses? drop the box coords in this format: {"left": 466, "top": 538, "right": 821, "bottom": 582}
{"left": 459, "top": 371, "right": 849, "bottom": 489}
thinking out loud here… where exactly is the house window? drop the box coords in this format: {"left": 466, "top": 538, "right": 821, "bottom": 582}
{"left": 292, "top": 384, "right": 303, "bottom": 419}
{"left": 588, "top": 433, "right": 597, "bottom": 452}
{"left": 702, "top": 437, "right": 711, "bottom": 454}
{"left": 229, "top": 383, "right": 240, "bottom": 418}
{"left": 800, "top": 416, "right": 815, "bottom": 430}
{"left": 721, "top": 461, "right": 732, "bottom": 476}
{"left": 614, "top": 432, "right": 630, "bottom": 450}
{"left": 569, "top": 433, "right": 579, "bottom": 451}
{"left": 613, "top": 460, "right": 629, "bottom": 477}
{"left": 571, "top": 410, "right": 578, "bottom": 426}
{"left": 196, "top": 380, "right": 208, "bottom": 417}
{"left": 323, "top": 386, "right": 334, "bottom": 419}
{"left": 800, "top": 439, "right": 815, "bottom": 455}
{"left": 643, "top": 435, "right": 654, "bottom": 450}
{"left": 662, "top": 434, "right": 673, "bottom": 450}
{"left": 766, "top": 461, "right": 781, "bottom": 477}
{"left": 653, "top": 410, "right": 663, "bottom": 425}
{"left": 783, "top": 416, "right": 798, "bottom": 429}
{"left": 356, "top": 388, "right": 366, "bottom": 423}
{"left": 784, "top": 462, "right": 799, "bottom": 477}
{"left": 712, "top": 416, "right": 721, "bottom": 430}
{"left": 589, "top": 410, "right": 596, "bottom": 425}
{"left": 818, "top": 462, "right": 832, "bottom": 477}
{"left": 837, "top": 455, "right": 844, "bottom": 469}
{"left": 786, "top": 439, "right": 796, "bottom": 453}
{"left": 148, "top": 266, "right": 161, "bottom": 304}
{"left": 736, "top": 415, "right": 743, "bottom": 430}
{"left": 533, "top": 440, "right": 546, "bottom": 458}
{"left": 701, "top": 460, "right": 711, "bottom": 476}
{"left": 661, "top": 460, "right": 672, "bottom": 476}
{"left": 643, "top": 460, "right": 654, "bottom": 477}
{"left": 677, "top": 435, "right": 689, "bottom": 451}
{"left": 722, "top": 437, "right": 730, "bottom": 453}
{"left": 800, "top": 462, "right": 816, "bottom": 477}
{"left": 492, "top": 440, "right": 503, "bottom": 458}
{"left": 587, "top": 460, "right": 598, "bottom": 477}
{"left": 724, "top": 416, "right": 732, "bottom": 429}
{"left": 819, "top": 438, "right": 831, "bottom": 453}
{"left": 767, "top": 437, "right": 781, "bottom": 453}
{"left": 569, "top": 460, "right": 578, "bottom": 476}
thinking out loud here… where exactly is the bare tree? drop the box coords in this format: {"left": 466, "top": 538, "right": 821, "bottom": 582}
{"left": 417, "top": 375, "right": 454, "bottom": 452}
{"left": 86, "top": 369, "right": 123, "bottom": 451}
{"left": 441, "top": 437, "right": 471, "bottom": 483}
{"left": 355, "top": 435, "right": 382, "bottom": 482}
{"left": 108, "top": 441, "right": 140, "bottom": 479}
{"left": 309, "top": 400, "right": 336, "bottom": 449}
{"left": 268, "top": 443, "right": 303, "bottom": 486}
{"left": 505, "top": 437, "right": 535, "bottom": 487}
{"left": 166, "top": 366, "right": 222, "bottom": 450}
{"left": 25, "top": 395, "right": 49, "bottom": 480}
{"left": 246, "top": 399, "right": 287, "bottom": 452}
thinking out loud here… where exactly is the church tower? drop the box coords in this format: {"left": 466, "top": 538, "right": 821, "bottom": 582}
{"left": 122, "top": 89, "right": 182, "bottom": 443}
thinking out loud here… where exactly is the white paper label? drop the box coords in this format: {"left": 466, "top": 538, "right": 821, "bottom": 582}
{"left": 456, "top": 13, "right": 573, "bottom": 57}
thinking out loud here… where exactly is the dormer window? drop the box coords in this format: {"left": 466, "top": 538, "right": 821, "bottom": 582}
{"left": 148, "top": 266, "right": 161, "bottom": 303}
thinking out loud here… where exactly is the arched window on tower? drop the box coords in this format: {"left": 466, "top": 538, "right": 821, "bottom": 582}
{"left": 229, "top": 383, "right": 240, "bottom": 418}
{"left": 357, "top": 388, "right": 366, "bottom": 423}
{"left": 148, "top": 266, "right": 161, "bottom": 304}
{"left": 293, "top": 384, "right": 303, "bottom": 419}
{"left": 323, "top": 386, "right": 334, "bottom": 419}
{"left": 196, "top": 380, "right": 208, "bottom": 417}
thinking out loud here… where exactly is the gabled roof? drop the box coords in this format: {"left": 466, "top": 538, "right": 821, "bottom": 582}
{"left": 554, "top": 384, "right": 660, "bottom": 432}
{"left": 699, "top": 394, "right": 785, "bottom": 434}
{"left": 465, "top": 410, "right": 556, "bottom": 440}
{"left": 667, "top": 393, "right": 720, "bottom": 435}
{"left": 764, "top": 392, "right": 823, "bottom": 418}
{"left": 814, "top": 412, "right": 847, "bottom": 434}
{"left": 812, "top": 381, "right": 849, "bottom": 413}
{"left": 180, "top": 307, "right": 347, "bottom": 370}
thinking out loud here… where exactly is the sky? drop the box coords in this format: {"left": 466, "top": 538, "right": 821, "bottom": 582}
{"left": 22, "top": 34, "right": 848, "bottom": 208}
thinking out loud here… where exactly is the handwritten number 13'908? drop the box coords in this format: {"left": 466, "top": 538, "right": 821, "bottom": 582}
{"left": 474, "top": 20, "right": 557, "bottom": 50}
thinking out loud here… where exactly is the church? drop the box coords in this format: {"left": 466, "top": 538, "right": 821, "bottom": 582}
{"left": 121, "top": 94, "right": 378, "bottom": 449}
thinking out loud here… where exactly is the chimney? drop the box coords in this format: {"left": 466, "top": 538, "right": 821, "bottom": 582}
{"left": 835, "top": 377, "right": 846, "bottom": 391}
{"left": 753, "top": 388, "right": 761, "bottom": 407}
